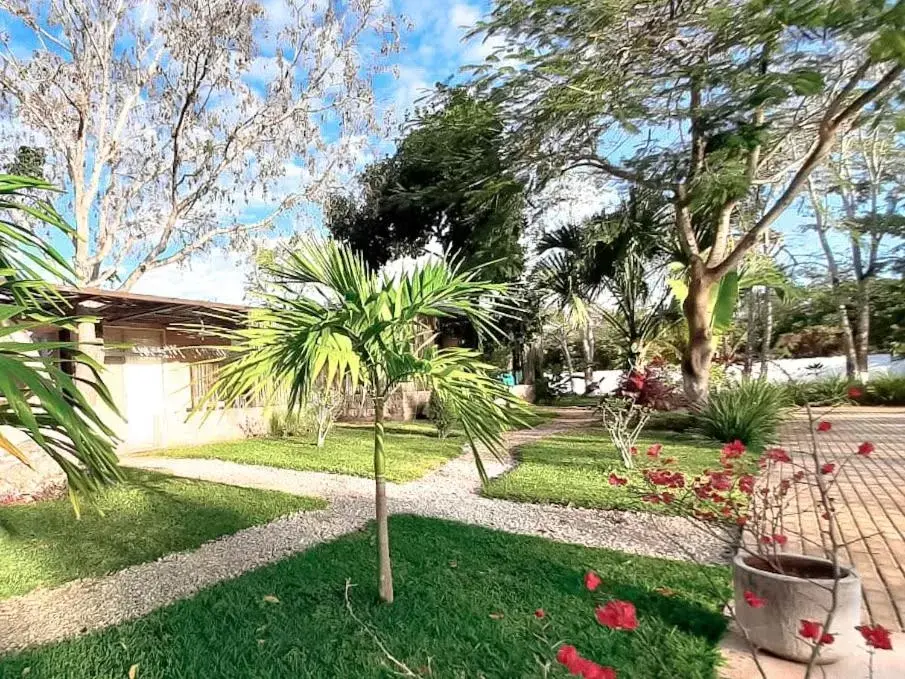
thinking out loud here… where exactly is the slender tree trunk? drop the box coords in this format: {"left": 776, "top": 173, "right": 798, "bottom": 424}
{"left": 759, "top": 289, "right": 773, "bottom": 377}
{"left": 854, "top": 278, "right": 871, "bottom": 382}
{"left": 373, "top": 395, "right": 393, "bottom": 603}
{"left": 559, "top": 326, "right": 575, "bottom": 381}
{"left": 838, "top": 303, "right": 858, "bottom": 379}
{"left": 682, "top": 265, "right": 715, "bottom": 405}
{"left": 744, "top": 289, "right": 756, "bottom": 377}
{"left": 581, "top": 321, "right": 595, "bottom": 391}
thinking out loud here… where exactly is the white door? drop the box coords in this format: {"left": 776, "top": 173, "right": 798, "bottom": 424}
{"left": 123, "top": 360, "right": 165, "bottom": 448}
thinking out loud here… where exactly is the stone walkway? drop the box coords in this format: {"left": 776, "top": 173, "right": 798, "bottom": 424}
{"left": 0, "top": 411, "right": 724, "bottom": 654}
{"left": 776, "top": 407, "right": 905, "bottom": 632}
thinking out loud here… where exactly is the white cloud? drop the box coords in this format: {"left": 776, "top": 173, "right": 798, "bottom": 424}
{"left": 131, "top": 252, "right": 252, "bottom": 305}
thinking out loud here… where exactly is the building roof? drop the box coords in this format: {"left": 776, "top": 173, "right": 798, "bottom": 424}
{"left": 54, "top": 287, "right": 253, "bottom": 328}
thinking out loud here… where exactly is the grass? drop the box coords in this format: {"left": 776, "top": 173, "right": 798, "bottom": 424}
{"left": 150, "top": 410, "right": 559, "bottom": 484}
{"left": 150, "top": 423, "right": 466, "bottom": 483}
{"left": 0, "top": 470, "right": 324, "bottom": 600}
{"left": 0, "top": 516, "right": 730, "bottom": 679}
{"left": 483, "top": 427, "right": 751, "bottom": 514}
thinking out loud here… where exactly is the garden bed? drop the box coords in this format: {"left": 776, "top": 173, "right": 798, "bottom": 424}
{"left": 483, "top": 427, "right": 755, "bottom": 514}
{"left": 0, "top": 470, "right": 324, "bottom": 599}
{"left": 0, "top": 516, "right": 730, "bottom": 678}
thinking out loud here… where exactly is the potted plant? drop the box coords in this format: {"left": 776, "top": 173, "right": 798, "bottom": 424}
{"left": 632, "top": 401, "right": 888, "bottom": 672}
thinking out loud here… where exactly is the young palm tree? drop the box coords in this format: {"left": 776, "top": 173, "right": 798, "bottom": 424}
{"left": 0, "top": 175, "right": 121, "bottom": 502}
{"left": 205, "top": 239, "right": 527, "bottom": 603}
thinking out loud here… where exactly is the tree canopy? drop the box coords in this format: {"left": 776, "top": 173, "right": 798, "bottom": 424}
{"left": 326, "top": 86, "right": 526, "bottom": 284}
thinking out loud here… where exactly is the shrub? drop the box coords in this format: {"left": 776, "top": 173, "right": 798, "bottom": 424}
{"left": 268, "top": 409, "right": 308, "bottom": 438}
{"left": 787, "top": 375, "right": 852, "bottom": 406}
{"left": 428, "top": 390, "right": 457, "bottom": 439}
{"left": 645, "top": 410, "right": 695, "bottom": 433}
{"left": 696, "top": 379, "right": 790, "bottom": 451}
{"left": 863, "top": 374, "right": 905, "bottom": 406}
{"left": 615, "top": 366, "right": 679, "bottom": 411}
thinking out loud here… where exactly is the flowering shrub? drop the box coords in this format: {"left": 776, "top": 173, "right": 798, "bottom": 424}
{"left": 629, "top": 410, "right": 893, "bottom": 671}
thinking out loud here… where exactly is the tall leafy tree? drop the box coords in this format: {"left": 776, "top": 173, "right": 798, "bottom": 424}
{"left": 326, "top": 86, "right": 527, "bottom": 283}
{"left": 205, "top": 239, "right": 526, "bottom": 604}
{"left": 0, "top": 175, "right": 120, "bottom": 501}
{"left": 472, "top": 0, "right": 905, "bottom": 402}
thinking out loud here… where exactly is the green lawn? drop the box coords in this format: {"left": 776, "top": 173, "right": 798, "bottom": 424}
{"left": 149, "top": 423, "right": 465, "bottom": 483}
{"left": 483, "top": 427, "right": 748, "bottom": 513}
{"left": 0, "top": 516, "right": 730, "bottom": 678}
{"left": 149, "top": 411, "right": 559, "bottom": 484}
{"left": 0, "top": 470, "right": 324, "bottom": 599}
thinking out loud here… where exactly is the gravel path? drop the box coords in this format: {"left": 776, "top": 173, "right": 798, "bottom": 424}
{"left": 0, "top": 411, "right": 728, "bottom": 654}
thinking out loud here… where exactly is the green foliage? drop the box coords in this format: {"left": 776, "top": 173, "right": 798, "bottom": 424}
{"left": 428, "top": 390, "right": 457, "bottom": 439}
{"left": 0, "top": 175, "right": 120, "bottom": 500}
{"left": 696, "top": 379, "right": 791, "bottom": 451}
{"left": 0, "top": 516, "right": 730, "bottom": 679}
{"left": 325, "top": 86, "right": 526, "bottom": 284}
{"left": 203, "top": 237, "right": 528, "bottom": 482}
{"left": 0, "top": 469, "right": 323, "bottom": 599}
{"left": 646, "top": 410, "right": 696, "bottom": 433}
{"left": 863, "top": 374, "right": 905, "bottom": 406}
{"left": 267, "top": 409, "right": 308, "bottom": 438}
{"left": 787, "top": 376, "right": 852, "bottom": 406}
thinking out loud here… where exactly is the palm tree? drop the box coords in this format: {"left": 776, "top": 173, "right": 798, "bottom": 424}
{"left": 204, "top": 239, "right": 527, "bottom": 603}
{"left": 0, "top": 175, "right": 121, "bottom": 502}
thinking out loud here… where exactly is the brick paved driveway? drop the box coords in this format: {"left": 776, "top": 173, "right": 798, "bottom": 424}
{"left": 777, "top": 407, "right": 905, "bottom": 631}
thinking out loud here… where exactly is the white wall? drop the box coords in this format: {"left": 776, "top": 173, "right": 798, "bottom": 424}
{"left": 561, "top": 354, "right": 905, "bottom": 395}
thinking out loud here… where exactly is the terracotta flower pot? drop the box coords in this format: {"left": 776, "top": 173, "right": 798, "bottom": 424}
{"left": 733, "top": 552, "right": 861, "bottom": 664}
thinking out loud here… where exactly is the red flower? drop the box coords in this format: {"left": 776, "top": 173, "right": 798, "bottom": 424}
{"left": 820, "top": 462, "right": 836, "bottom": 475}
{"left": 858, "top": 441, "right": 875, "bottom": 456}
{"left": 555, "top": 645, "right": 616, "bottom": 679}
{"left": 710, "top": 472, "right": 732, "bottom": 491}
{"left": 535, "top": 608, "right": 546, "bottom": 619}
{"left": 736, "top": 516, "right": 748, "bottom": 526}
{"left": 743, "top": 590, "right": 767, "bottom": 608}
{"left": 739, "top": 475, "right": 755, "bottom": 495}
{"left": 847, "top": 386, "right": 863, "bottom": 399}
{"left": 760, "top": 536, "right": 773, "bottom": 545}
{"left": 595, "top": 600, "right": 638, "bottom": 631}
{"left": 820, "top": 633, "right": 835, "bottom": 645}
{"left": 858, "top": 624, "right": 893, "bottom": 650}
{"left": 584, "top": 571, "right": 602, "bottom": 592}
{"left": 661, "top": 492, "right": 675, "bottom": 504}
{"left": 773, "top": 534, "right": 788, "bottom": 546}
{"left": 608, "top": 473, "right": 628, "bottom": 487}
{"left": 557, "top": 645, "right": 580, "bottom": 666}
{"left": 630, "top": 446, "right": 638, "bottom": 456}
{"left": 817, "top": 421, "right": 832, "bottom": 432}
{"left": 765, "top": 448, "right": 791, "bottom": 463}
{"left": 647, "top": 444, "right": 662, "bottom": 458}
{"left": 799, "top": 619, "right": 822, "bottom": 641}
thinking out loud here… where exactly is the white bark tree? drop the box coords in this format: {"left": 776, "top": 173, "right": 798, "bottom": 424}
{"left": 0, "top": 0, "right": 402, "bottom": 289}
{"left": 804, "top": 116, "right": 905, "bottom": 382}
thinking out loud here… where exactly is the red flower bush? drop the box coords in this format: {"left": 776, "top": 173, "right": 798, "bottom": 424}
{"left": 816, "top": 421, "right": 832, "bottom": 432}
{"left": 595, "top": 600, "right": 638, "bottom": 631}
{"left": 646, "top": 444, "right": 662, "bottom": 458}
{"left": 820, "top": 462, "right": 836, "bottom": 475}
{"left": 847, "top": 386, "right": 863, "bottom": 400}
{"left": 858, "top": 441, "right": 875, "bottom": 456}
{"left": 614, "top": 367, "right": 678, "bottom": 411}
{"left": 584, "top": 571, "right": 602, "bottom": 592}
{"left": 764, "top": 447, "right": 791, "bottom": 463}
{"left": 858, "top": 624, "right": 893, "bottom": 650}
